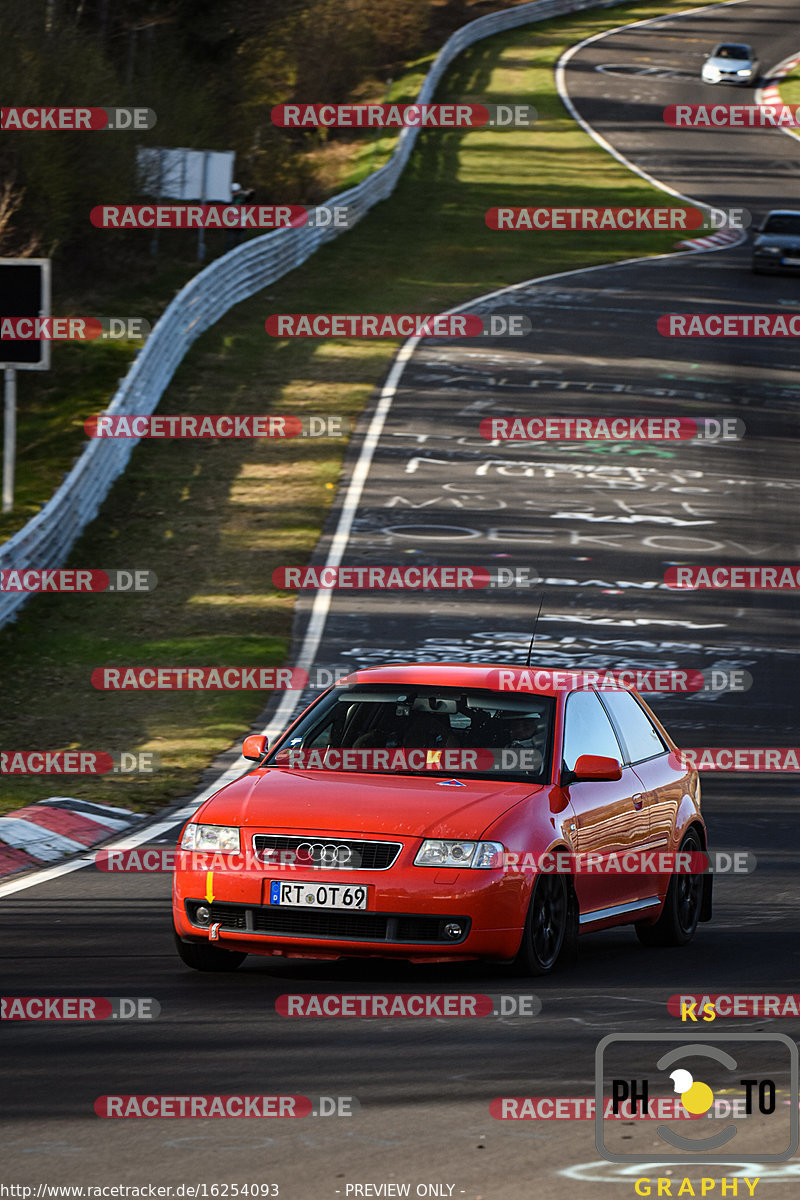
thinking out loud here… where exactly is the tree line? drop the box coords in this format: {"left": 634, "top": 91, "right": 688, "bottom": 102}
{"left": 0, "top": 0, "right": 491, "bottom": 270}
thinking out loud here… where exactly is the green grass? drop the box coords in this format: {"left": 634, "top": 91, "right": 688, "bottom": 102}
{"left": 0, "top": 258, "right": 204, "bottom": 545}
{"left": 0, "top": 0, "right": 717, "bottom": 816}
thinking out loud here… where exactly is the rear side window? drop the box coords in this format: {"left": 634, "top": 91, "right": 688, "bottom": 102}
{"left": 562, "top": 691, "right": 623, "bottom": 772}
{"left": 599, "top": 690, "right": 667, "bottom": 764}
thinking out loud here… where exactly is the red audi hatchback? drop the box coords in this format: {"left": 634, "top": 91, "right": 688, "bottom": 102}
{"left": 173, "top": 663, "right": 711, "bottom": 974}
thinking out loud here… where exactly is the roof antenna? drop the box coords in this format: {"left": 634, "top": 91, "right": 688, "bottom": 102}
{"left": 525, "top": 591, "right": 545, "bottom": 667}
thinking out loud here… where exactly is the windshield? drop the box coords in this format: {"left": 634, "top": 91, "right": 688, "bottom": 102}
{"left": 713, "top": 44, "right": 750, "bottom": 60}
{"left": 762, "top": 214, "right": 800, "bottom": 236}
{"left": 267, "top": 683, "right": 555, "bottom": 782}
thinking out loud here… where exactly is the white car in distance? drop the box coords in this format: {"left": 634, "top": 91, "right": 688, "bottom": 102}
{"left": 701, "top": 43, "right": 759, "bottom": 86}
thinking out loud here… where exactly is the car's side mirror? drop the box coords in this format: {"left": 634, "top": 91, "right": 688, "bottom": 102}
{"left": 565, "top": 754, "right": 622, "bottom": 783}
{"left": 243, "top": 733, "right": 269, "bottom": 761}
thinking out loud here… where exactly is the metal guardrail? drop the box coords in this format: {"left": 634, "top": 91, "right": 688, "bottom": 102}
{"left": 0, "top": 0, "right": 631, "bottom": 628}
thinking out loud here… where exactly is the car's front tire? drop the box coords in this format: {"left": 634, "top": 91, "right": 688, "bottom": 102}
{"left": 514, "top": 872, "right": 576, "bottom": 976}
{"left": 174, "top": 931, "right": 247, "bottom": 972}
{"left": 635, "top": 830, "right": 704, "bottom": 948}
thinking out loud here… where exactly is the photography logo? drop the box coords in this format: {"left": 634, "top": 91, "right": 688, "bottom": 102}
{"left": 596, "top": 1033, "right": 798, "bottom": 1164}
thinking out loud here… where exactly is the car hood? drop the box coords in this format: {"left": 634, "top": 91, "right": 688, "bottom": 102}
{"left": 197, "top": 768, "right": 543, "bottom": 840}
{"left": 705, "top": 55, "right": 752, "bottom": 70}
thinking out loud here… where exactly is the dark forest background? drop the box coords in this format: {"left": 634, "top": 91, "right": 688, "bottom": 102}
{"left": 0, "top": 0, "right": 523, "bottom": 271}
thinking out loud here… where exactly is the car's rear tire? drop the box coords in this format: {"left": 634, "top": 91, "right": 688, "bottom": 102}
{"left": 635, "top": 830, "right": 704, "bottom": 948}
{"left": 174, "top": 931, "right": 247, "bottom": 972}
{"left": 515, "top": 872, "right": 576, "bottom": 976}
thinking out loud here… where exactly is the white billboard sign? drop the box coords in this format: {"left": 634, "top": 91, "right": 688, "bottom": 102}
{"left": 136, "top": 148, "right": 235, "bottom": 202}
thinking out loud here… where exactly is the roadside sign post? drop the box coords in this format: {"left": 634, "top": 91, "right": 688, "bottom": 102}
{"left": 0, "top": 258, "right": 51, "bottom": 514}
{"left": 197, "top": 150, "right": 210, "bottom": 263}
{"left": 135, "top": 147, "right": 235, "bottom": 265}
{"left": 2, "top": 367, "right": 16, "bottom": 513}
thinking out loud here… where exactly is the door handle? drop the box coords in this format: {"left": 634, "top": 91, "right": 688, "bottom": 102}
{"left": 632, "top": 793, "right": 644, "bottom": 810}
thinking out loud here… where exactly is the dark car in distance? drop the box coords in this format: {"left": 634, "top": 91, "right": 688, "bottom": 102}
{"left": 752, "top": 210, "right": 800, "bottom": 274}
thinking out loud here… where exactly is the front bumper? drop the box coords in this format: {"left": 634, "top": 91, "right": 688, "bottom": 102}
{"left": 752, "top": 253, "right": 800, "bottom": 274}
{"left": 702, "top": 72, "right": 753, "bottom": 86}
{"left": 172, "top": 847, "right": 527, "bottom": 961}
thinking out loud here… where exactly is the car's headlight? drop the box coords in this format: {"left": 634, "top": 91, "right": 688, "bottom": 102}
{"left": 414, "top": 839, "right": 505, "bottom": 869}
{"left": 736, "top": 68, "right": 752, "bottom": 76}
{"left": 756, "top": 246, "right": 781, "bottom": 255}
{"left": 180, "top": 823, "right": 240, "bottom": 851}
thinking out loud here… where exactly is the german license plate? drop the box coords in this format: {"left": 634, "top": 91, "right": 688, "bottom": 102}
{"left": 269, "top": 880, "right": 368, "bottom": 909}
{"left": 782, "top": 257, "right": 800, "bottom": 266}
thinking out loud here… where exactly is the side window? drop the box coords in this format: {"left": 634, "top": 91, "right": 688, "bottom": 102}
{"left": 599, "top": 690, "right": 667, "bottom": 764}
{"left": 562, "top": 691, "right": 623, "bottom": 773}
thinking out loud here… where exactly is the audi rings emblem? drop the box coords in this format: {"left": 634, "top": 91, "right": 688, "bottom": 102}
{"left": 296, "top": 842, "right": 353, "bottom": 865}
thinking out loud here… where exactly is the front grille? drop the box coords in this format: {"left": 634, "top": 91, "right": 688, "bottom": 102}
{"left": 185, "top": 900, "right": 469, "bottom": 944}
{"left": 252, "top": 834, "right": 402, "bottom": 870}
{"left": 253, "top": 907, "right": 390, "bottom": 940}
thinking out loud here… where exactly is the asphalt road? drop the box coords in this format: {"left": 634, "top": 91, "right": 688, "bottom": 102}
{"left": 3, "top": 1, "right": 800, "bottom": 1196}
